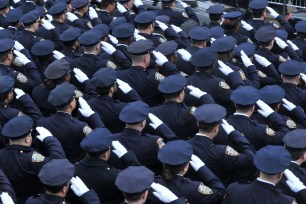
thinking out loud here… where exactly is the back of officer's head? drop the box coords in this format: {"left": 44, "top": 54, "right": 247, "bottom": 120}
{"left": 158, "top": 74, "right": 186, "bottom": 102}
{"left": 39, "top": 159, "right": 75, "bottom": 195}
{"left": 190, "top": 47, "right": 217, "bottom": 74}
{"left": 279, "top": 60, "right": 303, "bottom": 85}
{"left": 283, "top": 129, "right": 306, "bottom": 163}
{"left": 116, "top": 166, "right": 154, "bottom": 204}
{"left": 0, "top": 75, "right": 14, "bottom": 103}
{"left": 211, "top": 36, "right": 237, "bottom": 62}
{"left": 231, "top": 86, "right": 260, "bottom": 115}
{"left": 0, "top": 38, "right": 14, "bottom": 65}
{"left": 127, "top": 40, "right": 153, "bottom": 68}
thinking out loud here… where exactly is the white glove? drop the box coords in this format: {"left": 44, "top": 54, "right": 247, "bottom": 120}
{"left": 13, "top": 50, "right": 31, "bottom": 65}
{"left": 177, "top": 49, "right": 191, "bottom": 61}
{"left": 0, "top": 27, "right": 3, "bottom": 30}
{"left": 254, "top": 54, "right": 271, "bottom": 67}
{"left": 45, "top": 14, "right": 53, "bottom": 22}
{"left": 134, "top": 0, "right": 143, "bottom": 7}
{"left": 300, "top": 73, "right": 306, "bottom": 83}
{"left": 156, "top": 20, "right": 168, "bottom": 31}
{"left": 89, "top": 7, "right": 98, "bottom": 19}
{"left": 73, "top": 68, "right": 89, "bottom": 83}
{"left": 78, "top": 97, "right": 95, "bottom": 117}
{"left": 151, "top": 183, "right": 178, "bottom": 203}
{"left": 52, "top": 50, "right": 65, "bottom": 60}
{"left": 170, "top": 24, "right": 182, "bottom": 33}
{"left": 14, "top": 88, "right": 25, "bottom": 99}
{"left": 70, "top": 176, "right": 89, "bottom": 197}
{"left": 153, "top": 50, "right": 168, "bottom": 66}
{"left": 274, "top": 37, "right": 288, "bottom": 49}
{"left": 266, "top": 6, "right": 279, "bottom": 18}
{"left": 14, "top": 41, "right": 24, "bottom": 51}
{"left": 221, "top": 119, "right": 235, "bottom": 135}
{"left": 134, "top": 34, "right": 146, "bottom": 41}
{"left": 116, "top": 79, "right": 132, "bottom": 94}
{"left": 96, "top": 0, "right": 101, "bottom": 2}
{"left": 256, "top": 100, "right": 274, "bottom": 118}
{"left": 109, "top": 34, "right": 118, "bottom": 45}
{"left": 218, "top": 60, "right": 233, "bottom": 76}
{"left": 101, "top": 41, "right": 116, "bottom": 55}
{"left": 187, "top": 85, "right": 206, "bottom": 98}
{"left": 112, "top": 140, "right": 128, "bottom": 158}
{"left": 284, "top": 169, "right": 306, "bottom": 193}
{"left": 241, "top": 20, "right": 253, "bottom": 31}
{"left": 282, "top": 98, "right": 296, "bottom": 111}
{"left": 210, "top": 37, "right": 216, "bottom": 44}
{"left": 41, "top": 19, "right": 55, "bottom": 30}
{"left": 0, "top": 192, "right": 14, "bottom": 204}
{"left": 177, "top": 0, "right": 188, "bottom": 8}
{"left": 117, "top": 2, "right": 127, "bottom": 13}
{"left": 36, "top": 127, "right": 53, "bottom": 142}
{"left": 13, "top": 0, "right": 20, "bottom": 4}
{"left": 66, "top": 12, "right": 79, "bottom": 22}
{"left": 148, "top": 113, "right": 163, "bottom": 129}
{"left": 240, "top": 50, "right": 253, "bottom": 67}
{"left": 134, "top": 28, "right": 139, "bottom": 36}
{"left": 189, "top": 154, "right": 205, "bottom": 171}
{"left": 287, "top": 40, "right": 299, "bottom": 51}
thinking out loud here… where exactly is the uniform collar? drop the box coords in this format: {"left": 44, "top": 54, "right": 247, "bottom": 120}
{"left": 195, "top": 133, "right": 212, "bottom": 140}
{"left": 291, "top": 161, "right": 300, "bottom": 166}
{"left": 79, "top": 157, "right": 111, "bottom": 167}
{"left": 234, "top": 112, "right": 250, "bottom": 117}
{"left": 42, "top": 193, "right": 66, "bottom": 202}
{"left": 6, "top": 144, "right": 33, "bottom": 151}
{"left": 256, "top": 178, "right": 276, "bottom": 186}
{"left": 123, "top": 128, "right": 142, "bottom": 135}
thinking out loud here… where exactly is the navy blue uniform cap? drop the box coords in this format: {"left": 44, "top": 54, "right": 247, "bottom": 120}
{"left": 231, "top": 86, "right": 260, "bottom": 105}
{"left": 72, "top": 0, "right": 88, "bottom": 8}
{"left": 59, "top": 27, "right": 82, "bottom": 42}
{"left": 254, "top": 145, "right": 291, "bottom": 174}
{"left": 255, "top": 26, "right": 276, "bottom": 42}
{"left": 283, "top": 129, "right": 306, "bottom": 149}
{"left": 194, "top": 104, "right": 226, "bottom": 124}
{"left": 6, "top": 8, "right": 23, "bottom": 23}
{"left": 0, "top": 38, "right": 14, "bottom": 52}
{"left": 2, "top": 115, "right": 33, "bottom": 138}
{"left": 234, "top": 42, "right": 256, "bottom": 58}
{"left": 44, "top": 59, "right": 71, "bottom": 79}
{"left": 210, "top": 26, "right": 224, "bottom": 39}
{"left": 134, "top": 11, "right": 156, "bottom": 25}
{"left": 155, "top": 40, "right": 178, "bottom": 56}
{"left": 48, "top": 82, "right": 76, "bottom": 107}
{"left": 0, "top": 75, "right": 15, "bottom": 94}
{"left": 20, "top": 10, "right": 40, "bottom": 25}
{"left": 112, "top": 23, "right": 135, "bottom": 38}
{"left": 259, "top": 85, "right": 285, "bottom": 104}
{"left": 0, "top": 0, "right": 9, "bottom": 10}
{"left": 188, "top": 26, "right": 211, "bottom": 41}
{"left": 31, "top": 40, "right": 55, "bottom": 56}
{"left": 127, "top": 40, "right": 153, "bottom": 55}
{"left": 190, "top": 47, "right": 217, "bottom": 68}
{"left": 223, "top": 11, "right": 242, "bottom": 19}
{"left": 278, "top": 60, "right": 303, "bottom": 76}
{"left": 49, "top": 2, "right": 67, "bottom": 15}
{"left": 295, "top": 21, "right": 306, "bottom": 33}
{"left": 79, "top": 30, "right": 101, "bottom": 46}
{"left": 158, "top": 74, "right": 187, "bottom": 94}
{"left": 91, "top": 67, "right": 117, "bottom": 88}
{"left": 212, "top": 36, "right": 237, "bottom": 53}
{"left": 206, "top": 4, "right": 224, "bottom": 14}
{"left": 119, "top": 101, "right": 150, "bottom": 123}
{"left": 81, "top": 128, "right": 113, "bottom": 152}
{"left": 249, "top": 0, "right": 268, "bottom": 10}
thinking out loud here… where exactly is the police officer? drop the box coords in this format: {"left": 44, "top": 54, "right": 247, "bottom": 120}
{"left": 37, "top": 82, "right": 104, "bottom": 163}
{"left": 112, "top": 0, "right": 146, "bottom": 19}
{"left": 0, "top": 115, "right": 65, "bottom": 203}
{"left": 117, "top": 39, "right": 178, "bottom": 106}
{"left": 223, "top": 145, "right": 295, "bottom": 204}
{"left": 175, "top": 26, "right": 211, "bottom": 76}
{"left": 0, "top": 38, "right": 41, "bottom": 93}
{"left": 215, "top": 86, "right": 289, "bottom": 150}
{"left": 0, "top": 75, "right": 41, "bottom": 127}
{"left": 59, "top": 27, "right": 84, "bottom": 58}
{"left": 247, "top": 0, "right": 294, "bottom": 37}
{"left": 88, "top": 68, "right": 141, "bottom": 133}
{"left": 188, "top": 104, "right": 256, "bottom": 185}
{"left": 70, "top": 30, "right": 130, "bottom": 78}
{"left": 5, "top": 8, "right": 24, "bottom": 35}
{"left": 0, "top": 0, "right": 9, "bottom": 28}
{"left": 154, "top": 0, "right": 199, "bottom": 27}
{"left": 279, "top": 60, "right": 306, "bottom": 112}
{"left": 75, "top": 128, "right": 140, "bottom": 203}
{"left": 151, "top": 140, "right": 225, "bottom": 204}
{"left": 293, "top": 21, "right": 306, "bottom": 61}
{"left": 116, "top": 166, "right": 187, "bottom": 204}
{"left": 206, "top": 4, "right": 224, "bottom": 28}
{"left": 185, "top": 47, "right": 241, "bottom": 109}
{"left": 110, "top": 101, "right": 177, "bottom": 172}
{"left": 150, "top": 74, "right": 214, "bottom": 140}
{"left": 72, "top": 0, "right": 92, "bottom": 30}
{"left": 26, "top": 159, "right": 100, "bottom": 204}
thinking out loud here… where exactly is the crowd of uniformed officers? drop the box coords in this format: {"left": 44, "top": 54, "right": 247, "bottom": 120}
{"left": 1, "top": 0, "right": 306, "bottom": 203}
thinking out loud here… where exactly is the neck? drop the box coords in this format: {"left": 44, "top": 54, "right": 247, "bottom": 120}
{"left": 25, "top": 27, "right": 35, "bottom": 33}
{"left": 235, "top": 111, "right": 252, "bottom": 117}
{"left": 132, "top": 63, "right": 146, "bottom": 69}
{"left": 46, "top": 191, "right": 66, "bottom": 198}
{"left": 198, "top": 130, "right": 214, "bottom": 139}
{"left": 139, "top": 29, "right": 151, "bottom": 35}
{"left": 125, "top": 200, "right": 144, "bottom": 204}
{"left": 283, "top": 79, "right": 299, "bottom": 86}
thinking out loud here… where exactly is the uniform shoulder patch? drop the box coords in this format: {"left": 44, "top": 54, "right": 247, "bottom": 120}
{"left": 286, "top": 118, "right": 297, "bottom": 129}
{"left": 198, "top": 182, "right": 213, "bottom": 195}
{"left": 219, "top": 80, "right": 230, "bottom": 89}
{"left": 32, "top": 152, "right": 45, "bottom": 162}
{"left": 265, "top": 126, "right": 275, "bottom": 136}
{"left": 155, "top": 72, "right": 165, "bottom": 82}
{"left": 190, "top": 106, "right": 196, "bottom": 115}
{"left": 239, "top": 69, "right": 246, "bottom": 80}
{"left": 225, "top": 146, "right": 240, "bottom": 156}
{"left": 17, "top": 73, "right": 28, "bottom": 83}
{"left": 257, "top": 70, "right": 267, "bottom": 78}
{"left": 83, "top": 125, "right": 92, "bottom": 135}
{"left": 106, "top": 60, "right": 117, "bottom": 69}
{"left": 156, "top": 138, "right": 165, "bottom": 149}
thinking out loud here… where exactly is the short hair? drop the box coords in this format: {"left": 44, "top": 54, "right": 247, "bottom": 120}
{"left": 45, "top": 182, "right": 68, "bottom": 194}
{"left": 190, "top": 39, "right": 206, "bottom": 46}
{"left": 258, "top": 40, "right": 272, "bottom": 47}
{"left": 251, "top": 8, "right": 265, "bottom": 18}
{"left": 285, "top": 147, "right": 306, "bottom": 161}
{"left": 198, "top": 121, "right": 220, "bottom": 132}
{"left": 0, "top": 50, "right": 11, "bottom": 62}
{"left": 88, "top": 150, "right": 108, "bottom": 159}
{"left": 55, "top": 97, "right": 74, "bottom": 111}
{"left": 101, "top": 1, "right": 115, "bottom": 9}
{"left": 235, "top": 104, "right": 254, "bottom": 112}
{"left": 161, "top": 163, "right": 188, "bottom": 180}
{"left": 209, "top": 14, "right": 222, "bottom": 21}
{"left": 123, "top": 191, "right": 146, "bottom": 203}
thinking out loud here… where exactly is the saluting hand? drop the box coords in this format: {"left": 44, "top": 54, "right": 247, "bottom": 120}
{"left": 0, "top": 192, "right": 14, "bottom": 204}
{"left": 151, "top": 182, "right": 179, "bottom": 203}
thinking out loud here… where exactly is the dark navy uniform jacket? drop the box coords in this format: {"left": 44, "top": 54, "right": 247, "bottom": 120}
{"left": 0, "top": 14, "right": 8, "bottom": 28}
{"left": 37, "top": 112, "right": 104, "bottom": 163}
{"left": 87, "top": 90, "right": 141, "bottom": 133}
{"left": 150, "top": 166, "right": 225, "bottom": 204}
{"left": 0, "top": 63, "right": 41, "bottom": 93}
{"left": 223, "top": 180, "right": 294, "bottom": 204}
{"left": 26, "top": 189, "right": 101, "bottom": 204}
{"left": 13, "top": 30, "right": 43, "bottom": 51}
{"left": 281, "top": 83, "right": 306, "bottom": 112}
{"left": 215, "top": 112, "right": 289, "bottom": 150}
{"left": 0, "top": 94, "right": 42, "bottom": 127}
{"left": 97, "top": 10, "right": 132, "bottom": 26}
{"left": 117, "top": 62, "right": 179, "bottom": 106}
{"left": 150, "top": 94, "right": 215, "bottom": 140}
{"left": 154, "top": 7, "right": 199, "bottom": 27}
{"left": 74, "top": 151, "right": 140, "bottom": 204}
{"left": 188, "top": 131, "right": 256, "bottom": 185}
{"left": 116, "top": 44, "right": 131, "bottom": 64}
{"left": 0, "top": 169, "right": 16, "bottom": 203}
{"left": 293, "top": 37, "right": 306, "bottom": 61}
{"left": 0, "top": 137, "right": 65, "bottom": 204}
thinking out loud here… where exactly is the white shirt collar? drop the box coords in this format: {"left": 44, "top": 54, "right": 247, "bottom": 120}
{"left": 291, "top": 161, "right": 300, "bottom": 166}
{"left": 257, "top": 178, "right": 276, "bottom": 186}
{"left": 117, "top": 44, "right": 128, "bottom": 47}
{"left": 196, "top": 133, "right": 212, "bottom": 139}
{"left": 234, "top": 112, "right": 249, "bottom": 117}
